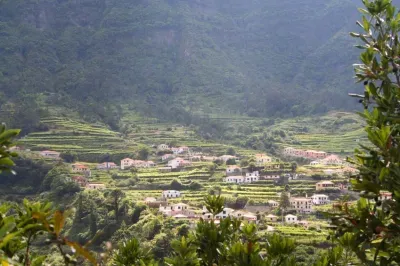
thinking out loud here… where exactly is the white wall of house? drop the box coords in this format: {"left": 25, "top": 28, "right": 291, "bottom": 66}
{"left": 162, "top": 190, "right": 181, "bottom": 198}
{"left": 285, "top": 215, "right": 298, "bottom": 223}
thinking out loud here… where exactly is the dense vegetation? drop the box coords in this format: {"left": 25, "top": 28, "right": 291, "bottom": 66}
{"left": 0, "top": 0, "right": 367, "bottom": 132}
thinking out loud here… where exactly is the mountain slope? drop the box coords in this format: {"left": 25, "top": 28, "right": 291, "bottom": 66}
{"left": 0, "top": 0, "right": 366, "bottom": 125}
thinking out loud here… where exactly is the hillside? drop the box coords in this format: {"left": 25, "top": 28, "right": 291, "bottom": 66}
{"left": 0, "top": 0, "right": 365, "bottom": 129}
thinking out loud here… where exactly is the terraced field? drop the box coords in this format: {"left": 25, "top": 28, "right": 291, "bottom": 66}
{"left": 21, "top": 117, "right": 131, "bottom": 156}
{"left": 209, "top": 112, "right": 367, "bottom": 154}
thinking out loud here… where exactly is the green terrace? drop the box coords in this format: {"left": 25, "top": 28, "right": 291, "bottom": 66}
{"left": 20, "top": 117, "right": 135, "bottom": 156}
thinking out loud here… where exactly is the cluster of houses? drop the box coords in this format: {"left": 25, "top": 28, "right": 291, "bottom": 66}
{"left": 224, "top": 171, "right": 260, "bottom": 183}
{"left": 283, "top": 147, "right": 327, "bottom": 159}
{"left": 156, "top": 202, "right": 258, "bottom": 223}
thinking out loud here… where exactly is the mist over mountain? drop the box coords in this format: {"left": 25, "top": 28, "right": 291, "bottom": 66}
{"left": 0, "top": 0, "right": 365, "bottom": 126}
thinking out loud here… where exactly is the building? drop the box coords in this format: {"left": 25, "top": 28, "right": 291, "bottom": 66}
{"left": 171, "top": 146, "right": 190, "bottom": 154}
{"left": 224, "top": 176, "right": 244, "bottom": 183}
{"left": 305, "top": 150, "right": 327, "bottom": 159}
{"left": 120, "top": 158, "right": 156, "bottom": 169}
{"left": 86, "top": 182, "right": 106, "bottom": 190}
{"left": 145, "top": 161, "right": 156, "bottom": 167}
{"left": 167, "top": 157, "right": 191, "bottom": 169}
{"left": 316, "top": 181, "right": 336, "bottom": 191}
{"left": 285, "top": 214, "right": 298, "bottom": 224}
{"left": 311, "top": 194, "right": 330, "bottom": 205}
{"left": 157, "top": 144, "right": 170, "bottom": 151}
{"left": 159, "top": 203, "right": 195, "bottom": 218}
{"left": 310, "top": 161, "right": 320, "bottom": 166}
{"left": 244, "top": 171, "right": 260, "bottom": 183}
{"left": 265, "top": 174, "right": 280, "bottom": 179}
{"left": 72, "top": 163, "right": 90, "bottom": 172}
{"left": 283, "top": 147, "right": 327, "bottom": 159}
{"left": 161, "top": 154, "right": 175, "bottom": 161}
{"left": 255, "top": 154, "right": 272, "bottom": 165}
{"left": 39, "top": 150, "right": 60, "bottom": 158}
{"left": 202, "top": 206, "right": 235, "bottom": 219}
{"left": 219, "top": 155, "right": 236, "bottom": 162}
{"left": 97, "top": 162, "right": 118, "bottom": 170}
{"left": 268, "top": 200, "right": 279, "bottom": 208}
{"left": 379, "top": 191, "right": 392, "bottom": 201}
{"left": 144, "top": 197, "right": 167, "bottom": 208}
{"left": 71, "top": 176, "right": 87, "bottom": 187}
{"left": 283, "top": 147, "right": 296, "bottom": 156}
{"left": 230, "top": 210, "right": 258, "bottom": 223}
{"left": 290, "top": 197, "right": 313, "bottom": 213}
{"left": 226, "top": 165, "right": 241, "bottom": 175}
{"left": 266, "top": 214, "right": 278, "bottom": 222}
{"left": 121, "top": 158, "right": 134, "bottom": 170}
{"left": 162, "top": 190, "right": 181, "bottom": 198}
{"left": 320, "top": 155, "right": 343, "bottom": 165}
{"left": 341, "top": 167, "right": 360, "bottom": 175}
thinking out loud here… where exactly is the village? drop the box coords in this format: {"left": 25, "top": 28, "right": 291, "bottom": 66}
{"left": 22, "top": 142, "right": 390, "bottom": 238}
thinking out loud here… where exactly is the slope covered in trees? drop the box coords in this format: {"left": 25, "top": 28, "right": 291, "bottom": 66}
{"left": 0, "top": 0, "right": 367, "bottom": 127}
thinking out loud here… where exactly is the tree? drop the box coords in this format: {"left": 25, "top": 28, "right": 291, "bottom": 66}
{"left": 60, "top": 151, "right": 78, "bottom": 163}
{"left": 137, "top": 146, "right": 150, "bottom": 160}
{"left": 106, "top": 189, "right": 126, "bottom": 223}
{"left": 329, "top": 0, "right": 400, "bottom": 264}
{"left": 226, "top": 147, "right": 236, "bottom": 156}
{"left": 113, "top": 238, "right": 157, "bottom": 266}
{"left": 279, "top": 191, "right": 291, "bottom": 222}
{"left": 226, "top": 158, "right": 236, "bottom": 165}
{"left": 165, "top": 237, "right": 200, "bottom": 266}
{"left": 0, "top": 124, "right": 19, "bottom": 173}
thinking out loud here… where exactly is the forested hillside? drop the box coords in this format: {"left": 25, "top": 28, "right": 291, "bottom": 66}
{"left": 1, "top": 0, "right": 364, "bottom": 129}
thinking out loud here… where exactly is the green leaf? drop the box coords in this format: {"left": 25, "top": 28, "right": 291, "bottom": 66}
{"left": 362, "top": 16, "right": 370, "bottom": 32}
{"left": 54, "top": 211, "right": 65, "bottom": 236}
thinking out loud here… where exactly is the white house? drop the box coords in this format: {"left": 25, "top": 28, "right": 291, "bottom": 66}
{"left": 244, "top": 171, "right": 260, "bottom": 183}
{"left": 224, "top": 176, "right": 244, "bottom": 183}
{"left": 283, "top": 147, "right": 296, "bottom": 156}
{"left": 162, "top": 190, "right": 181, "bottom": 198}
{"left": 265, "top": 174, "right": 280, "bottom": 179}
{"left": 120, "top": 158, "right": 155, "bottom": 169}
{"left": 285, "top": 214, "right": 298, "bottom": 223}
{"left": 231, "top": 210, "right": 258, "bottom": 223}
{"left": 157, "top": 144, "right": 170, "bottom": 151}
{"left": 268, "top": 200, "right": 279, "bottom": 208}
{"left": 86, "top": 182, "right": 106, "bottom": 190}
{"left": 202, "top": 206, "right": 235, "bottom": 219}
{"left": 311, "top": 194, "right": 330, "bottom": 205}
{"left": 39, "top": 150, "right": 60, "bottom": 159}
{"left": 97, "top": 162, "right": 118, "bottom": 170}
{"left": 290, "top": 197, "right": 313, "bottom": 213}
{"left": 121, "top": 158, "right": 134, "bottom": 170}
{"left": 255, "top": 154, "right": 272, "bottom": 165}
{"left": 226, "top": 165, "right": 241, "bottom": 175}
{"left": 219, "top": 155, "right": 236, "bottom": 162}
{"left": 168, "top": 157, "right": 191, "bottom": 169}
{"left": 310, "top": 161, "right": 320, "bottom": 166}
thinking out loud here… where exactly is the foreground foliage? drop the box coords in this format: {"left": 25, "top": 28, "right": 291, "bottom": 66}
{"left": 330, "top": 0, "right": 400, "bottom": 264}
